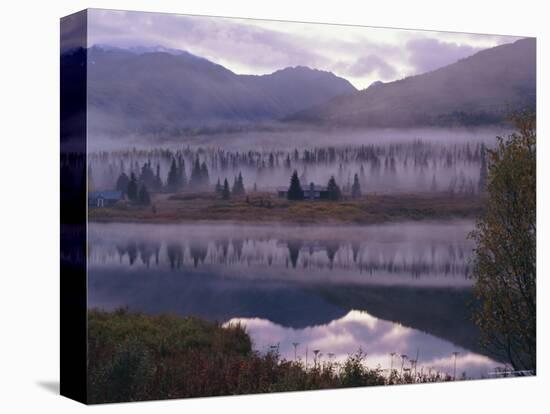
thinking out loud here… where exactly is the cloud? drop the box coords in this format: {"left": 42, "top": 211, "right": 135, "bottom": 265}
{"left": 344, "top": 55, "right": 398, "bottom": 80}
{"left": 406, "top": 38, "right": 482, "bottom": 73}
{"left": 86, "top": 9, "right": 522, "bottom": 89}
{"left": 88, "top": 10, "right": 330, "bottom": 74}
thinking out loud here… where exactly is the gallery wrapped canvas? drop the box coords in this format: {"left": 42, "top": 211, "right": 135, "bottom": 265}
{"left": 60, "top": 8, "right": 536, "bottom": 404}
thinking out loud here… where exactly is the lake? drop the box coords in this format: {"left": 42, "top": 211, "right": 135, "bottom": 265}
{"left": 88, "top": 220, "right": 503, "bottom": 378}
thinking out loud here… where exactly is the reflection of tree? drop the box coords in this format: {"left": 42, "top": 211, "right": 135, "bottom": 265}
{"left": 287, "top": 240, "right": 302, "bottom": 269}
{"left": 351, "top": 241, "right": 361, "bottom": 263}
{"left": 325, "top": 242, "right": 340, "bottom": 268}
{"left": 213, "top": 239, "right": 229, "bottom": 262}
{"left": 154, "top": 245, "right": 160, "bottom": 266}
{"left": 105, "top": 233, "right": 470, "bottom": 278}
{"left": 190, "top": 242, "right": 208, "bottom": 268}
{"left": 232, "top": 239, "right": 244, "bottom": 261}
{"left": 138, "top": 242, "right": 160, "bottom": 268}
{"left": 127, "top": 242, "right": 137, "bottom": 265}
{"left": 116, "top": 244, "right": 126, "bottom": 263}
{"left": 167, "top": 243, "right": 183, "bottom": 270}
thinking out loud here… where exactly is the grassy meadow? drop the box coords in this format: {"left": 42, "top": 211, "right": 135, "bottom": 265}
{"left": 88, "top": 192, "right": 485, "bottom": 225}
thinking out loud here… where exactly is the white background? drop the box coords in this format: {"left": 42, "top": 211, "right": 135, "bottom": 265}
{"left": 0, "top": 0, "right": 547, "bottom": 412}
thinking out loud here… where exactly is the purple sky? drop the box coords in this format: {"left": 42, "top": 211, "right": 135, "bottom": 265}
{"left": 86, "top": 9, "right": 522, "bottom": 89}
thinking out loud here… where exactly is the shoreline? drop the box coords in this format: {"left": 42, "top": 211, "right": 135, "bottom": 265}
{"left": 88, "top": 192, "right": 486, "bottom": 225}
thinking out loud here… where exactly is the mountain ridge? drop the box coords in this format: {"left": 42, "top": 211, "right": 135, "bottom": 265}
{"left": 286, "top": 38, "right": 536, "bottom": 127}
{"left": 79, "top": 45, "right": 357, "bottom": 134}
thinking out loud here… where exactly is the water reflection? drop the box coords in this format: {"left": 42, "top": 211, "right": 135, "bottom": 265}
{"left": 88, "top": 220, "right": 503, "bottom": 377}
{"left": 89, "top": 221, "right": 474, "bottom": 287}
{"left": 226, "top": 310, "right": 499, "bottom": 378}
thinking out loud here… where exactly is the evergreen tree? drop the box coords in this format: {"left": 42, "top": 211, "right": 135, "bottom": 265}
{"left": 231, "top": 176, "right": 238, "bottom": 195}
{"left": 200, "top": 162, "right": 210, "bottom": 189}
{"left": 178, "top": 156, "right": 187, "bottom": 189}
{"left": 154, "top": 163, "right": 163, "bottom": 190}
{"left": 127, "top": 172, "right": 138, "bottom": 201}
{"left": 139, "top": 160, "right": 155, "bottom": 189}
{"left": 116, "top": 172, "right": 129, "bottom": 194}
{"left": 138, "top": 184, "right": 151, "bottom": 205}
{"left": 222, "top": 178, "right": 231, "bottom": 200}
{"left": 287, "top": 170, "right": 304, "bottom": 200}
{"left": 190, "top": 158, "right": 202, "bottom": 190}
{"left": 238, "top": 172, "right": 245, "bottom": 195}
{"left": 215, "top": 178, "right": 223, "bottom": 193}
{"left": 327, "top": 176, "right": 341, "bottom": 201}
{"left": 351, "top": 173, "right": 361, "bottom": 198}
{"left": 166, "top": 159, "right": 180, "bottom": 191}
{"left": 232, "top": 171, "right": 245, "bottom": 196}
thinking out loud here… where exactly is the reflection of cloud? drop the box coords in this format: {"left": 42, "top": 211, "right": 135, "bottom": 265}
{"left": 226, "top": 310, "right": 501, "bottom": 378}
{"left": 86, "top": 9, "right": 522, "bottom": 89}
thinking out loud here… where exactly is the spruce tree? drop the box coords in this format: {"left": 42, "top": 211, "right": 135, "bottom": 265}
{"left": 139, "top": 161, "right": 155, "bottom": 189}
{"left": 116, "top": 172, "right": 129, "bottom": 194}
{"left": 232, "top": 171, "right": 245, "bottom": 196}
{"left": 190, "top": 158, "right": 202, "bottom": 190}
{"left": 327, "top": 176, "right": 341, "bottom": 201}
{"left": 285, "top": 154, "right": 291, "bottom": 169}
{"left": 166, "top": 159, "right": 180, "bottom": 191}
{"left": 154, "top": 163, "right": 163, "bottom": 190}
{"left": 351, "top": 173, "right": 361, "bottom": 198}
{"left": 222, "top": 178, "right": 231, "bottom": 200}
{"left": 237, "top": 172, "right": 245, "bottom": 195}
{"left": 231, "top": 176, "right": 238, "bottom": 195}
{"left": 287, "top": 170, "right": 304, "bottom": 200}
{"left": 200, "top": 162, "right": 210, "bottom": 189}
{"left": 178, "top": 156, "right": 187, "bottom": 189}
{"left": 138, "top": 184, "right": 151, "bottom": 205}
{"left": 127, "top": 173, "right": 138, "bottom": 201}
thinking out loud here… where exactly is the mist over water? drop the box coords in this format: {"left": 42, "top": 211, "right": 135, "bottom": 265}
{"left": 85, "top": 127, "right": 508, "bottom": 378}
{"left": 89, "top": 221, "right": 474, "bottom": 287}
{"left": 87, "top": 220, "right": 504, "bottom": 377}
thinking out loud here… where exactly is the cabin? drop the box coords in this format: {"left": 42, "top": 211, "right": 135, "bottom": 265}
{"left": 277, "top": 182, "right": 329, "bottom": 200}
{"left": 304, "top": 183, "right": 329, "bottom": 200}
{"left": 88, "top": 191, "right": 123, "bottom": 208}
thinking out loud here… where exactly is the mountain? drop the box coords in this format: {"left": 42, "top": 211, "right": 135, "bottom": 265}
{"left": 82, "top": 46, "right": 356, "bottom": 134}
{"left": 287, "top": 38, "right": 536, "bottom": 127}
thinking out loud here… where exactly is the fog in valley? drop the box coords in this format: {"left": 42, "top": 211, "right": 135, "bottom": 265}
{"left": 88, "top": 127, "right": 505, "bottom": 195}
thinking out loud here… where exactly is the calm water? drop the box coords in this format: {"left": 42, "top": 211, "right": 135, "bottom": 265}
{"left": 88, "top": 220, "right": 503, "bottom": 378}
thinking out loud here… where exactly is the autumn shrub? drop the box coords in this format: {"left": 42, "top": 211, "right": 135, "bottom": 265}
{"left": 88, "top": 309, "right": 454, "bottom": 404}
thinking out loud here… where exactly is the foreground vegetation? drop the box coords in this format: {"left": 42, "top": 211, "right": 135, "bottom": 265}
{"left": 88, "top": 192, "right": 484, "bottom": 224}
{"left": 88, "top": 309, "right": 453, "bottom": 404}
{"left": 470, "top": 111, "right": 536, "bottom": 372}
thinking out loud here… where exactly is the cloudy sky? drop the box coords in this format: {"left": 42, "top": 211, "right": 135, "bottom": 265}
{"left": 87, "top": 9, "right": 521, "bottom": 89}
